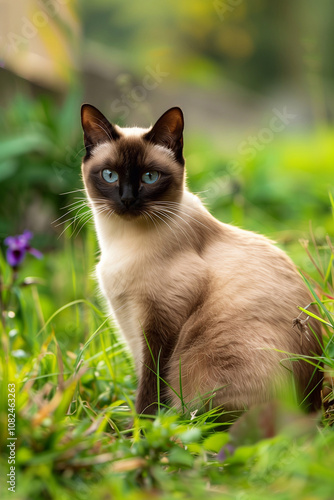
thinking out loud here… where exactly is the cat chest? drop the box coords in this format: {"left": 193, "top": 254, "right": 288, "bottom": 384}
{"left": 97, "top": 249, "right": 154, "bottom": 301}
{"left": 97, "top": 248, "right": 208, "bottom": 329}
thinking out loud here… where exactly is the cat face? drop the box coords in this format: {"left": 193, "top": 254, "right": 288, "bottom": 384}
{"left": 81, "top": 105, "right": 185, "bottom": 220}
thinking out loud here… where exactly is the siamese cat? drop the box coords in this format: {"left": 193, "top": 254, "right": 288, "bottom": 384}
{"left": 80, "top": 104, "right": 322, "bottom": 416}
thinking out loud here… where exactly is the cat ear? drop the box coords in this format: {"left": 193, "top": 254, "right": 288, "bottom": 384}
{"left": 81, "top": 104, "right": 119, "bottom": 155}
{"left": 145, "top": 107, "right": 184, "bottom": 164}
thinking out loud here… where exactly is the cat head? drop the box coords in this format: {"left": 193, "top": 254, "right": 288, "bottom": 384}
{"left": 81, "top": 105, "right": 185, "bottom": 220}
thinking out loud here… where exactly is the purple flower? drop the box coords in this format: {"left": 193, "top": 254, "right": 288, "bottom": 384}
{"left": 217, "top": 444, "right": 236, "bottom": 462}
{"left": 4, "top": 231, "right": 43, "bottom": 268}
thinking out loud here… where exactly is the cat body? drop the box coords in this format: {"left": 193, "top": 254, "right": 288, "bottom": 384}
{"left": 81, "top": 105, "right": 322, "bottom": 415}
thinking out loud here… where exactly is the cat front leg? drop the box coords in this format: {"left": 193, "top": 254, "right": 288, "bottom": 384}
{"left": 135, "top": 336, "right": 174, "bottom": 415}
{"left": 135, "top": 357, "right": 159, "bottom": 415}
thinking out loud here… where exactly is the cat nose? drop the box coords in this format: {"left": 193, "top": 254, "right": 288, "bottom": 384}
{"left": 121, "top": 196, "right": 136, "bottom": 208}
{"left": 121, "top": 185, "right": 136, "bottom": 208}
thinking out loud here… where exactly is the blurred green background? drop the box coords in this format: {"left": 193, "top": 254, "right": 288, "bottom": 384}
{"left": 0, "top": 0, "right": 333, "bottom": 259}
{"left": 1, "top": 4, "right": 334, "bottom": 499}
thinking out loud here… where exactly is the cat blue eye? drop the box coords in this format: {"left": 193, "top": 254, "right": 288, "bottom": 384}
{"left": 141, "top": 171, "right": 159, "bottom": 184}
{"left": 102, "top": 169, "right": 118, "bottom": 183}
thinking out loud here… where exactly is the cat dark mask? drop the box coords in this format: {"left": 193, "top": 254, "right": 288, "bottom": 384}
{"left": 81, "top": 105, "right": 185, "bottom": 218}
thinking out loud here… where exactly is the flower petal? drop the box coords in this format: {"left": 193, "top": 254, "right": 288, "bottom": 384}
{"left": 22, "top": 230, "right": 33, "bottom": 242}
{"left": 6, "top": 248, "right": 26, "bottom": 267}
{"left": 217, "top": 444, "right": 236, "bottom": 462}
{"left": 28, "top": 247, "right": 43, "bottom": 260}
{"left": 4, "top": 231, "right": 40, "bottom": 267}
{"left": 4, "top": 236, "right": 16, "bottom": 247}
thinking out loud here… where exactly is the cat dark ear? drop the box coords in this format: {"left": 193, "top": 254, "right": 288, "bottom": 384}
{"left": 81, "top": 104, "right": 119, "bottom": 156}
{"left": 144, "top": 107, "right": 184, "bottom": 164}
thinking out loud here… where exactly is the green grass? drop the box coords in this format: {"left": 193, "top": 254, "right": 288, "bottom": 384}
{"left": 0, "top": 218, "right": 333, "bottom": 500}
{"left": 0, "top": 128, "right": 334, "bottom": 498}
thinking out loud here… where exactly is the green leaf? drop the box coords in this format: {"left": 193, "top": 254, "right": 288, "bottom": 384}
{"left": 203, "top": 432, "right": 229, "bottom": 452}
{"left": 298, "top": 306, "right": 332, "bottom": 327}
{"left": 187, "top": 443, "right": 202, "bottom": 454}
{"left": 178, "top": 427, "right": 202, "bottom": 444}
{"left": 58, "top": 90, "right": 82, "bottom": 141}
{"left": 0, "top": 133, "right": 50, "bottom": 161}
{"left": 226, "top": 444, "right": 258, "bottom": 465}
{"left": 168, "top": 446, "right": 194, "bottom": 467}
{"left": 0, "top": 159, "right": 17, "bottom": 181}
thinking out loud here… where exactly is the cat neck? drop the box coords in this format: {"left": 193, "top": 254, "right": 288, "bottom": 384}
{"left": 93, "top": 189, "right": 212, "bottom": 255}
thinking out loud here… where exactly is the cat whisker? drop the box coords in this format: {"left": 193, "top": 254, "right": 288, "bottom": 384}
{"left": 152, "top": 209, "right": 193, "bottom": 247}
{"left": 150, "top": 205, "right": 197, "bottom": 236}
{"left": 153, "top": 199, "right": 206, "bottom": 215}
{"left": 53, "top": 207, "right": 86, "bottom": 225}
{"left": 61, "top": 197, "right": 87, "bottom": 209}
{"left": 73, "top": 212, "right": 96, "bottom": 237}
{"left": 91, "top": 201, "right": 115, "bottom": 222}
{"left": 150, "top": 211, "right": 183, "bottom": 251}
{"left": 55, "top": 200, "right": 112, "bottom": 238}
{"left": 152, "top": 200, "right": 208, "bottom": 219}
{"left": 56, "top": 195, "right": 110, "bottom": 220}
{"left": 58, "top": 220, "right": 78, "bottom": 239}
{"left": 142, "top": 210, "right": 163, "bottom": 244}
{"left": 152, "top": 201, "right": 214, "bottom": 232}
{"left": 52, "top": 204, "right": 88, "bottom": 226}
{"left": 106, "top": 209, "right": 115, "bottom": 222}
{"left": 58, "top": 211, "right": 91, "bottom": 238}
{"left": 71, "top": 205, "right": 110, "bottom": 237}
{"left": 54, "top": 210, "right": 88, "bottom": 228}
{"left": 167, "top": 207, "right": 209, "bottom": 229}
{"left": 141, "top": 211, "right": 151, "bottom": 231}
{"left": 59, "top": 203, "right": 86, "bottom": 214}
{"left": 60, "top": 188, "right": 86, "bottom": 196}
{"left": 59, "top": 199, "right": 87, "bottom": 212}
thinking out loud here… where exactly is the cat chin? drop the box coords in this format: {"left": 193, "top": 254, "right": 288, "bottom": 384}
{"left": 110, "top": 209, "right": 147, "bottom": 222}
{"left": 117, "top": 211, "right": 144, "bottom": 221}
